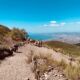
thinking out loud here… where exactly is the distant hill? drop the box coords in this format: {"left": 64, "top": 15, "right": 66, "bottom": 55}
{"left": 75, "top": 43, "right": 80, "bottom": 46}
{"left": 43, "top": 40, "right": 80, "bottom": 57}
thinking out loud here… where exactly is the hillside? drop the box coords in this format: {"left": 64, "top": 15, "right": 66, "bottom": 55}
{"left": 0, "top": 25, "right": 11, "bottom": 43}
{"left": 0, "top": 44, "right": 79, "bottom": 80}
{"left": 0, "top": 25, "right": 11, "bottom": 34}
{"left": 0, "top": 36, "right": 80, "bottom": 80}
{"left": 0, "top": 25, "right": 28, "bottom": 46}
{"left": 43, "top": 41, "right": 80, "bottom": 57}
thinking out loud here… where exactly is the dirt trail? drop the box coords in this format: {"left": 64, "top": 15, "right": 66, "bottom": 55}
{"left": 0, "top": 45, "right": 35, "bottom": 80}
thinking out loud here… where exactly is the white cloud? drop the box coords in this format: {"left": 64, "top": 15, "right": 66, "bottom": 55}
{"left": 43, "top": 20, "right": 66, "bottom": 27}
{"left": 50, "top": 21, "right": 57, "bottom": 24}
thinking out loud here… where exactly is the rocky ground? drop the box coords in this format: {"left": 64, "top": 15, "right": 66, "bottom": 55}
{"left": 40, "top": 68, "right": 68, "bottom": 80}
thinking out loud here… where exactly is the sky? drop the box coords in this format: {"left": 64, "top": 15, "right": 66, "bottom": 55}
{"left": 0, "top": 0, "right": 80, "bottom": 33}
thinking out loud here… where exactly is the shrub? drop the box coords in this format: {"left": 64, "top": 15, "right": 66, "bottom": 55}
{"left": 9, "top": 28, "right": 28, "bottom": 41}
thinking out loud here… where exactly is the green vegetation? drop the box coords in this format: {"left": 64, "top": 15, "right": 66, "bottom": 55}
{"left": 43, "top": 41, "right": 80, "bottom": 57}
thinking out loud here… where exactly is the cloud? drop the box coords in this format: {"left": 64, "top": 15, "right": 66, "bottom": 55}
{"left": 50, "top": 21, "right": 57, "bottom": 24}
{"left": 43, "top": 20, "right": 66, "bottom": 27}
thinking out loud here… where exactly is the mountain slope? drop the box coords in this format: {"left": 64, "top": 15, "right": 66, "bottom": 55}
{"left": 43, "top": 41, "right": 80, "bottom": 57}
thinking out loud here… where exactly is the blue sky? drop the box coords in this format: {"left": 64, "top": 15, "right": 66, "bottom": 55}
{"left": 0, "top": 0, "right": 80, "bottom": 33}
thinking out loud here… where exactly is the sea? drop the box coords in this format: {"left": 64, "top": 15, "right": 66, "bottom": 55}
{"left": 29, "top": 33, "right": 59, "bottom": 41}
{"left": 28, "top": 32, "right": 80, "bottom": 44}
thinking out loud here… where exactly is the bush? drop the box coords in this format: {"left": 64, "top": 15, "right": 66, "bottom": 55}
{"left": 9, "top": 28, "right": 28, "bottom": 41}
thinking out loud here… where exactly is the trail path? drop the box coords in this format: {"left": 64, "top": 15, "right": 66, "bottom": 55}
{"left": 0, "top": 44, "right": 35, "bottom": 80}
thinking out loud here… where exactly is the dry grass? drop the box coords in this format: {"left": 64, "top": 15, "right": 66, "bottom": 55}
{"left": 26, "top": 45, "right": 80, "bottom": 80}
{"left": 26, "top": 50, "right": 34, "bottom": 64}
{"left": 56, "top": 59, "right": 80, "bottom": 80}
{"left": 64, "top": 64, "right": 80, "bottom": 80}
{"left": 26, "top": 48, "right": 55, "bottom": 79}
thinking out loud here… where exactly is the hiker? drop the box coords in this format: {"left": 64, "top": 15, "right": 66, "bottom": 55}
{"left": 37, "top": 41, "right": 42, "bottom": 47}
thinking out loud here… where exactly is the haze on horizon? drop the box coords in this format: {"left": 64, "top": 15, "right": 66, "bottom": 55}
{"left": 0, "top": 0, "right": 80, "bottom": 33}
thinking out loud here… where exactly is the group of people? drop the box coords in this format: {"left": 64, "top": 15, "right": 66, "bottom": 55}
{"left": 26, "top": 38, "right": 43, "bottom": 47}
